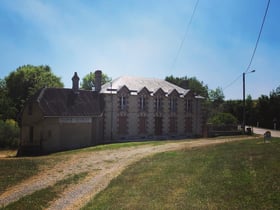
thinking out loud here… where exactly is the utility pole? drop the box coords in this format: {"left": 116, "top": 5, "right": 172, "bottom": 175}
{"left": 242, "top": 70, "right": 256, "bottom": 134}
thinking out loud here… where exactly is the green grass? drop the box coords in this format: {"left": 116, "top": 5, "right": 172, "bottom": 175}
{"left": 0, "top": 158, "right": 43, "bottom": 194}
{"left": 2, "top": 172, "right": 88, "bottom": 210}
{"left": 83, "top": 138, "right": 280, "bottom": 210}
{"left": 0, "top": 140, "right": 164, "bottom": 192}
{"left": 0, "top": 156, "right": 62, "bottom": 194}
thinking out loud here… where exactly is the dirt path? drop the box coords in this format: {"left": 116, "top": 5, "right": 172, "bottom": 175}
{"left": 0, "top": 137, "right": 254, "bottom": 209}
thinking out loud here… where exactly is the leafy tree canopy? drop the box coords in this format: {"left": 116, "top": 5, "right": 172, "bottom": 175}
{"left": 165, "top": 75, "right": 208, "bottom": 98}
{"left": 208, "top": 87, "right": 225, "bottom": 104}
{"left": 0, "top": 79, "right": 16, "bottom": 120}
{"left": 5, "top": 65, "right": 63, "bottom": 118}
{"left": 81, "top": 72, "right": 111, "bottom": 90}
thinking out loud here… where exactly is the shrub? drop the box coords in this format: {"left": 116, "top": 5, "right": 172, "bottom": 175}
{"left": 208, "top": 112, "right": 238, "bottom": 126}
{"left": 0, "top": 119, "right": 19, "bottom": 148}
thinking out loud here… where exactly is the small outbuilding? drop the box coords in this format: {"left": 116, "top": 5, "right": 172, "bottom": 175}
{"left": 18, "top": 72, "right": 104, "bottom": 155}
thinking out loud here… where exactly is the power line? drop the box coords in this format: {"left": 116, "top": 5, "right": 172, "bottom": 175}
{"left": 223, "top": 0, "right": 271, "bottom": 92}
{"left": 222, "top": 74, "right": 242, "bottom": 92}
{"left": 245, "top": 0, "right": 270, "bottom": 73}
{"left": 170, "top": 0, "right": 200, "bottom": 71}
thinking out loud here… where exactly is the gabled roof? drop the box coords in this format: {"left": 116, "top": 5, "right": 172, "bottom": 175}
{"left": 168, "top": 89, "right": 180, "bottom": 96}
{"left": 154, "top": 88, "right": 166, "bottom": 96}
{"left": 138, "top": 87, "right": 151, "bottom": 95}
{"left": 32, "top": 88, "right": 103, "bottom": 117}
{"left": 101, "top": 76, "right": 189, "bottom": 95}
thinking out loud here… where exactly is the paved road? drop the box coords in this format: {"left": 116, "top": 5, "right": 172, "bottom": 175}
{"left": 250, "top": 127, "right": 280, "bottom": 137}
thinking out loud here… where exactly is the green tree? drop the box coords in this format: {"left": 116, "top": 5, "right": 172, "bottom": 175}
{"left": 207, "top": 87, "right": 225, "bottom": 120}
{"left": 165, "top": 75, "right": 208, "bottom": 98}
{"left": 223, "top": 100, "right": 243, "bottom": 124}
{"left": 208, "top": 87, "right": 225, "bottom": 107}
{"left": 5, "top": 65, "right": 63, "bottom": 119}
{"left": 276, "top": 85, "right": 280, "bottom": 96}
{"left": 0, "top": 79, "right": 16, "bottom": 120}
{"left": 0, "top": 119, "right": 19, "bottom": 148}
{"left": 245, "top": 95, "right": 257, "bottom": 126}
{"left": 256, "top": 89, "right": 280, "bottom": 129}
{"left": 81, "top": 72, "right": 111, "bottom": 90}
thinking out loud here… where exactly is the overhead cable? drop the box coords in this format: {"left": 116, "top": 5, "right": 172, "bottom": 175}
{"left": 223, "top": 0, "right": 270, "bottom": 92}
{"left": 170, "top": 0, "right": 200, "bottom": 71}
{"left": 245, "top": 0, "right": 270, "bottom": 73}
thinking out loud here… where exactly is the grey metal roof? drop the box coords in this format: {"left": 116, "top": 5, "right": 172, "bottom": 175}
{"left": 101, "top": 76, "right": 190, "bottom": 95}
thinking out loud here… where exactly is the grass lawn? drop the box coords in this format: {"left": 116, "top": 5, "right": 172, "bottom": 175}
{"left": 2, "top": 172, "right": 88, "bottom": 210}
{"left": 0, "top": 156, "right": 64, "bottom": 194}
{"left": 0, "top": 158, "right": 44, "bottom": 194}
{"left": 83, "top": 138, "right": 280, "bottom": 210}
{"left": 0, "top": 140, "right": 163, "bottom": 193}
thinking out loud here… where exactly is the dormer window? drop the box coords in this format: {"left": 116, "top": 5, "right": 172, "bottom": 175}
{"left": 168, "top": 89, "right": 179, "bottom": 113}
{"left": 170, "top": 97, "right": 177, "bottom": 113}
{"left": 117, "top": 85, "right": 130, "bottom": 112}
{"left": 186, "top": 99, "right": 192, "bottom": 113}
{"left": 138, "top": 87, "right": 150, "bottom": 113}
{"left": 120, "top": 96, "right": 127, "bottom": 110}
{"left": 139, "top": 95, "right": 146, "bottom": 111}
{"left": 155, "top": 97, "right": 162, "bottom": 112}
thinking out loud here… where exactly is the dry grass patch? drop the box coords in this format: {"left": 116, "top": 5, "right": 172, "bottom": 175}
{"left": 2, "top": 172, "right": 88, "bottom": 210}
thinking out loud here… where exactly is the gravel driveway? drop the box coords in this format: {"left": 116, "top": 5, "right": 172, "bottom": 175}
{"left": 0, "top": 137, "right": 253, "bottom": 209}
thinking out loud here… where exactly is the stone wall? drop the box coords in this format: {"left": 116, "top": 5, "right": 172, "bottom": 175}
{"left": 103, "top": 91, "right": 203, "bottom": 141}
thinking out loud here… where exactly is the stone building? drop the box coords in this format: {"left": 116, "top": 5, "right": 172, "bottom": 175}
{"left": 101, "top": 75, "right": 204, "bottom": 142}
{"left": 18, "top": 71, "right": 204, "bottom": 155}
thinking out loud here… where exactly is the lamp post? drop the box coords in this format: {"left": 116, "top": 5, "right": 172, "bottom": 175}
{"left": 242, "top": 70, "right": 256, "bottom": 134}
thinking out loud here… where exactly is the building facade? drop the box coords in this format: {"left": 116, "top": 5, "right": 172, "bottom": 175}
{"left": 101, "top": 75, "right": 204, "bottom": 142}
{"left": 18, "top": 71, "right": 204, "bottom": 155}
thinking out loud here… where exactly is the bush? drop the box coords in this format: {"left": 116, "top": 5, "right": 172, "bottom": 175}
{"left": 0, "top": 119, "right": 19, "bottom": 148}
{"left": 208, "top": 112, "right": 238, "bottom": 126}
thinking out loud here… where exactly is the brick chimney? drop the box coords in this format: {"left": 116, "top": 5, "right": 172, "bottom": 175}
{"left": 94, "top": 70, "right": 102, "bottom": 92}
{"left": 72, "top": 72, "right": 80, "bottom": 93}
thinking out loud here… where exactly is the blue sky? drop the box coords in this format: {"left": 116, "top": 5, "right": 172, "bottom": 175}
{"left": 0, "top": 0, "right": 279, "bottom": 99}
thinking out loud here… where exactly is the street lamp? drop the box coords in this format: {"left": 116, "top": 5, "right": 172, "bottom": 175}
{"left": 242, "top": 70, "right": 256, "bottom": 134}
